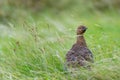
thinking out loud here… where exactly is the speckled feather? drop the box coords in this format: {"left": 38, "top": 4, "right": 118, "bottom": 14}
{"left": 66, "top": 25, "right": 93, "bottom": 67}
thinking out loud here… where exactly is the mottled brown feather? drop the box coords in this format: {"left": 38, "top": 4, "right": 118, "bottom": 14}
{"left": 66, "top": 25, "right": 93, "bottom": 67}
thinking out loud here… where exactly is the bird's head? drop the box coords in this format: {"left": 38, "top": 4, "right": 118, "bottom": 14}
{"left": 76, "top": 25, "right": 87, "bottom": 35}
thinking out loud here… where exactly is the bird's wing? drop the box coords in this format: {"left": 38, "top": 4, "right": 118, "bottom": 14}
{"left": 81, "top": 48, "right": 94, "bottom": 62}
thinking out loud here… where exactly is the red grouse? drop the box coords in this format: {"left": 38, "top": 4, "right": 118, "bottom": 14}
{"left": 66, "top": 25, "right": 93, "bottom": 67}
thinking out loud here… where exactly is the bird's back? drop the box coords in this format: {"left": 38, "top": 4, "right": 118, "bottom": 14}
{"left": 66, "top": 44, "right": 93, "bottom": 67}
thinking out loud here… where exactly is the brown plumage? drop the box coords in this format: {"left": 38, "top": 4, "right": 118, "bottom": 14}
{"left": 66, "top": 25, "right": 93, "bottom": 67}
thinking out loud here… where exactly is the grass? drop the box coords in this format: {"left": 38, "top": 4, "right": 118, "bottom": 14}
{"left": 0, "top": 10, "right": 120, "bottom": 80}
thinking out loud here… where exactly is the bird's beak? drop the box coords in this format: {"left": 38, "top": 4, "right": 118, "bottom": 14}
{"left": 83, "top": 27, "right": 87, "bottom": 31}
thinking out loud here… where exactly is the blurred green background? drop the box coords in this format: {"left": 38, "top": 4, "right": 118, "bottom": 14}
{"left": 0, "top": 0, "right": 120, "bottom": 22}
{"left": 0, "top": 0, "right": 120, "bottom": 80}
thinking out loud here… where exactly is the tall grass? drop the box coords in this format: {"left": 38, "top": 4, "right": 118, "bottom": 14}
{"left": 0, "top": 11, "right": 120, "bottom": 80}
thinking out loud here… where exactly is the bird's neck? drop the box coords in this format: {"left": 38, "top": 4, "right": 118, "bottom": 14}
{"left": 76, "top": 35, "right": 87, "bottom": 47}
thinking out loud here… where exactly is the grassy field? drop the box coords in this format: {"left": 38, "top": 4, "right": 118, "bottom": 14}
{"left": 0, "top": 10, "right": 120, "bottom": 80}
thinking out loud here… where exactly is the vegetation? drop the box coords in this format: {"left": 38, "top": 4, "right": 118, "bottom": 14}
{"left": 0, "top": 0, "right": 120, "bottom": 80}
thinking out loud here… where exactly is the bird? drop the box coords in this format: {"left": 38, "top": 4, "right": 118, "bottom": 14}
{"left": 66, "top": 25, "right": 93, "bottom": 68}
